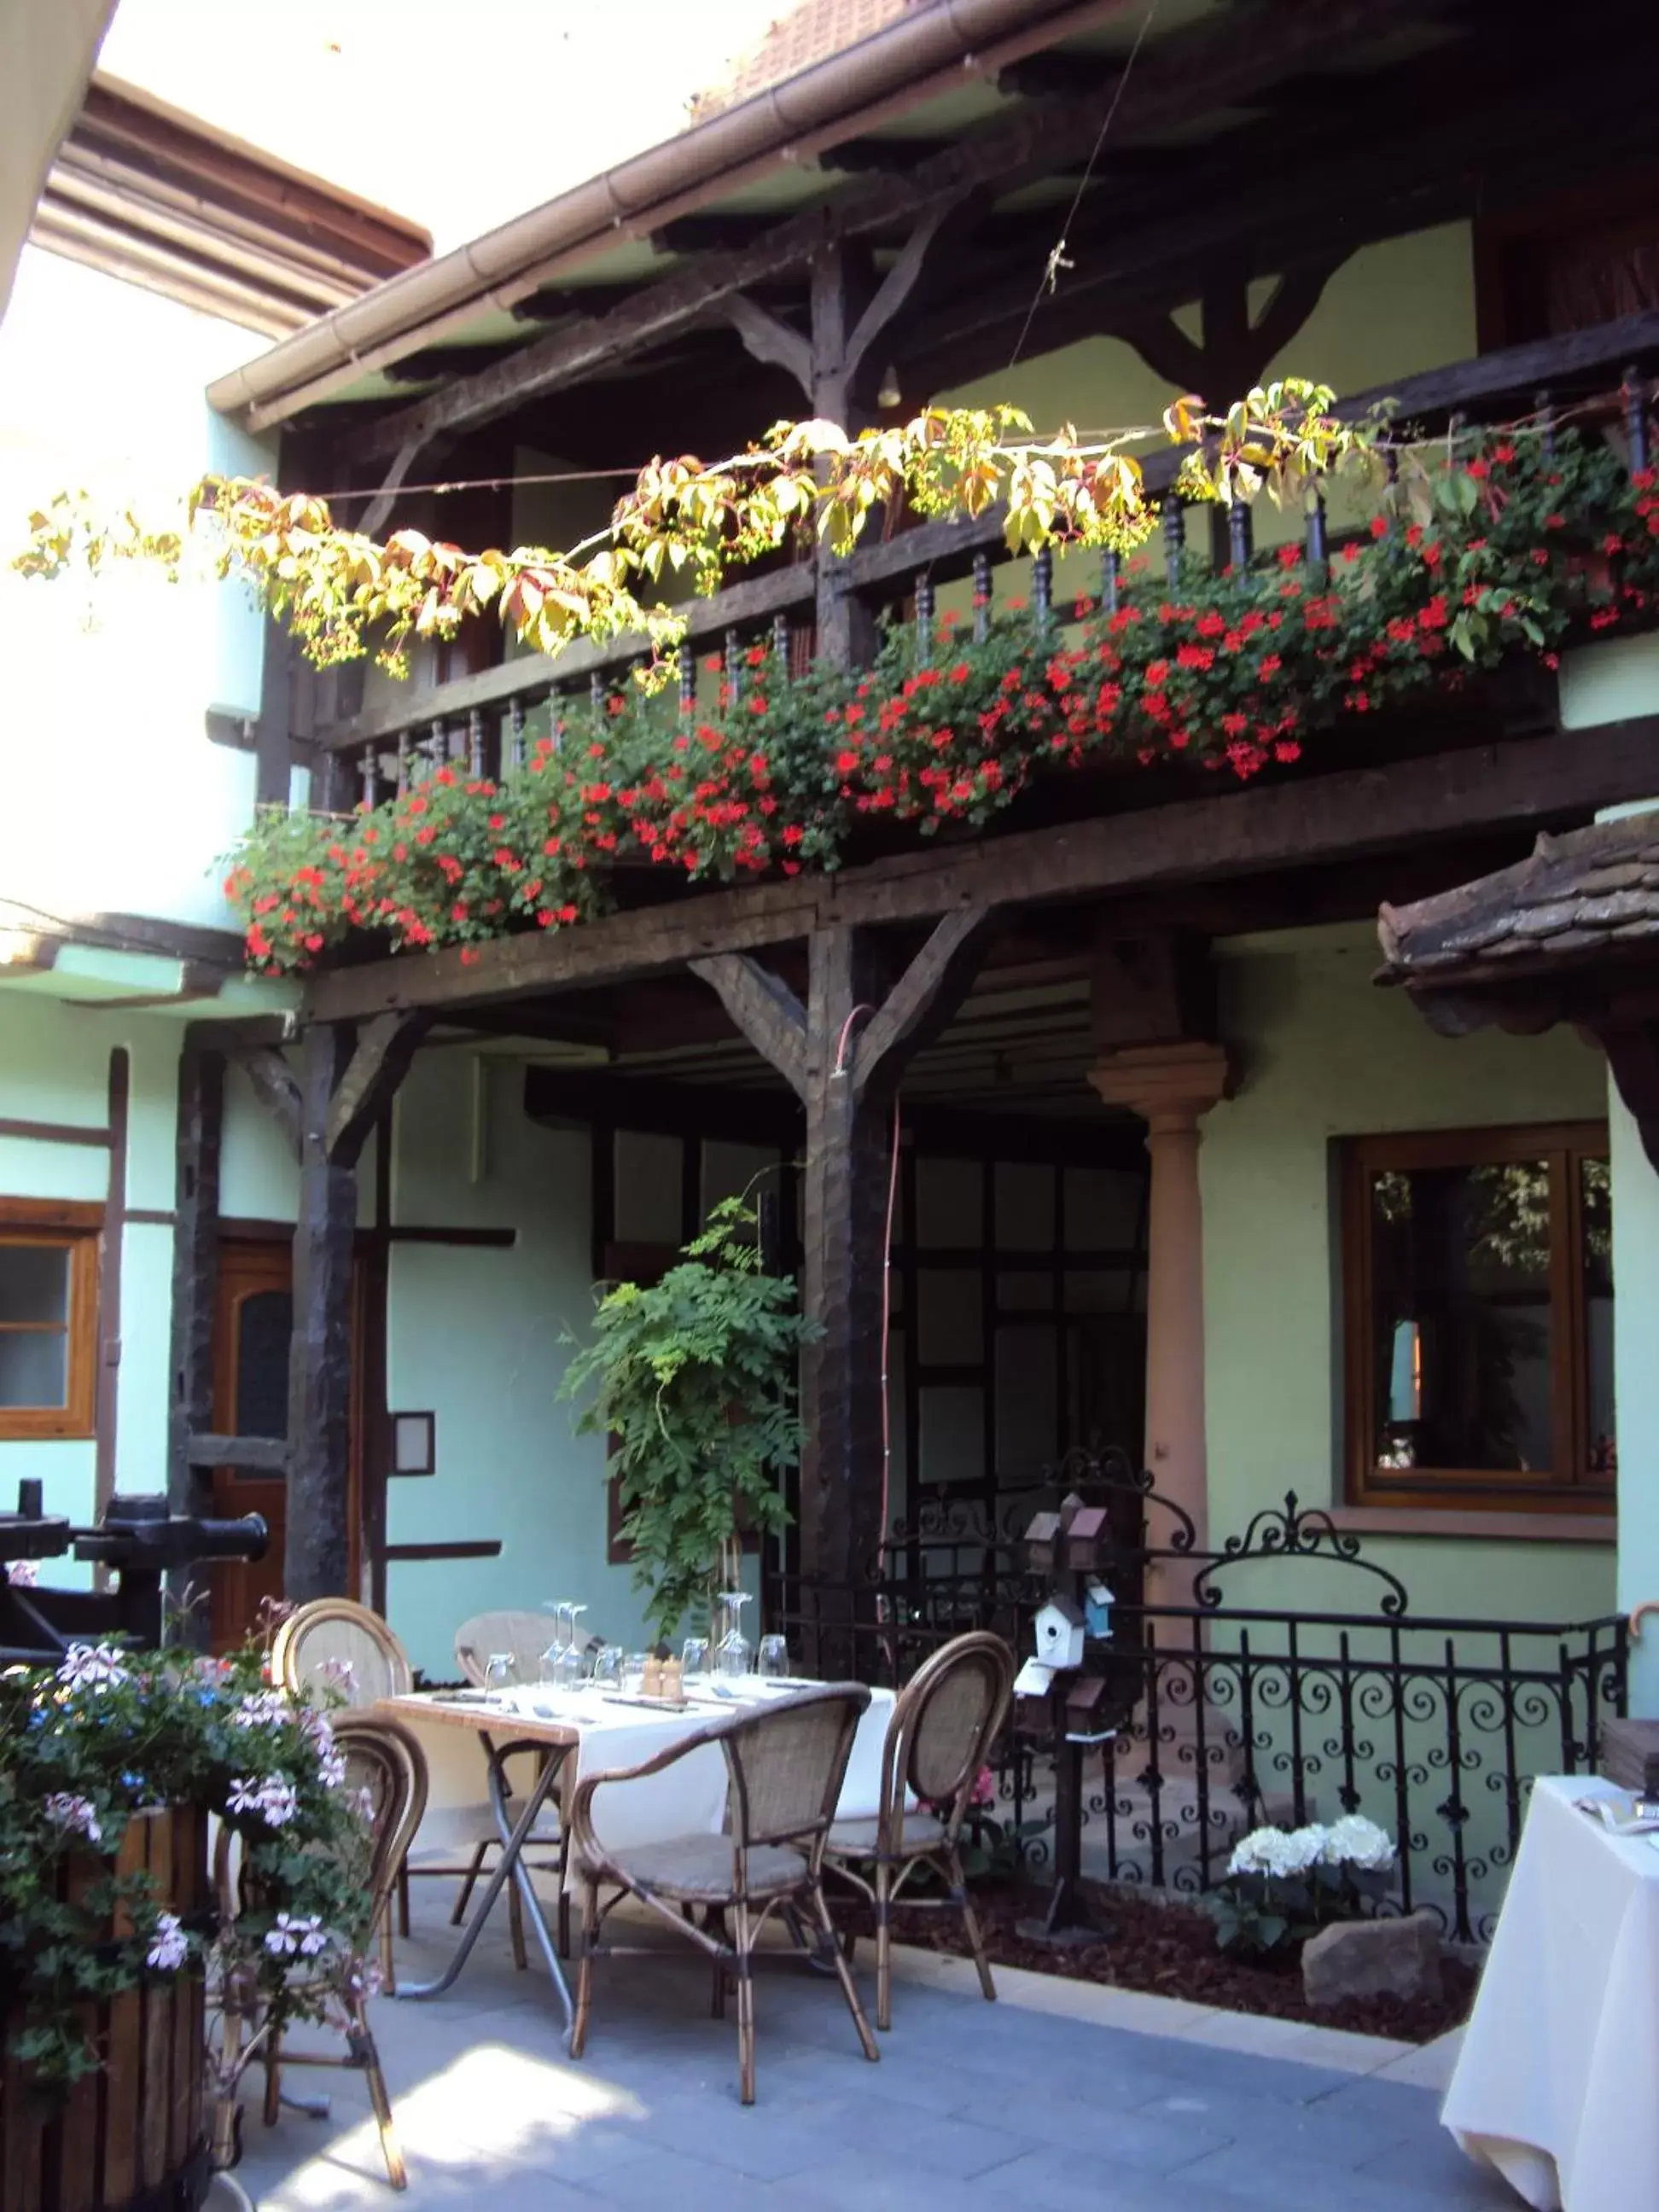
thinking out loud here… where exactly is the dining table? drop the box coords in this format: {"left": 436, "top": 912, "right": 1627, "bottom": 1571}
{"left": 1441, "top": 1773, "right": 1659, "bottom": 2210}
{"left": 376, "top": 1678, "right": 899, "bottom": 2039}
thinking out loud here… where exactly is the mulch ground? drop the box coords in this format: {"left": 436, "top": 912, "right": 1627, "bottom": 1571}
{"left": 860, "top": 1881, "right": 1476, "bottom": 2044}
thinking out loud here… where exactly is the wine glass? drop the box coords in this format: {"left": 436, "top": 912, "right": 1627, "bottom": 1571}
{"left": 759, "top": 1634, "right": 789, "bottom": 1682}
{"left": 718, "top": 1591, "right": 753, "bottom": 1680}
{"left": 556, "top": 1604, "right": 590, "bottom": 1693}
{"left": 680, "top": 1634, "right": 710, "bottom": 1686}
{"left": 591, "top": 1644, "right": 622, "bottom": 1695}
{"left": 484, "top": 1651, "right": 516, "bottom": 1698}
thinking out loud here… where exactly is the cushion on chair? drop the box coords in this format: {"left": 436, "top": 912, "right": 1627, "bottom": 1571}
{"left": 825, "top": 1812, "right": 948, "bottom": 1858}
{"left": 577, "top": 1832, "right": 810, "bottom": 1899}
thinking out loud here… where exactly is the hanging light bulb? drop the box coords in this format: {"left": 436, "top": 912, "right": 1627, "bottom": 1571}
{"left": 876, "top": 363, "right": 901, "bottom": 409}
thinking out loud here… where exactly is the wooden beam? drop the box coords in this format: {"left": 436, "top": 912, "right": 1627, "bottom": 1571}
{"left": 688, "top": 954, "right": 808, "bottom": 1095}
{"left": 165, "top": 1045, "right": 222, "bottom": 1640}
{"left": 286, "top": 1022, "right": 358, "bottom": 1602}
{"left": 324, "top": 1010, "right": 428, "bottom": 1166}
{"left": 183, "top": 1433, "right": 289, "bottom": 1474}
{"left": 229, "top": 1040, "right": 302, "bottom": 1159}
{"left": 304, "top": 719, "right": 1659, "bottom": 1025}
{"left": 350, "top": 0, "right": 1437, "bottom": 462}
{"left": 1598, "top": 1017, "right": 1659, "bottom": 1174}
{"left": 723, "top": 293, "right": 812, "bottom": 396}
{"left": 854, "top": 905, "right": 998, "bottom": 1099}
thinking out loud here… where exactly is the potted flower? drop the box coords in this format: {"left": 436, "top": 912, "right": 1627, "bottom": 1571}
{"left": 1206, "top": 1812, "right": 1399, "bottom": 1956}
{"left": 0, "top": 1637, "right": 373, "bottom": 2202}
{"left": 559, "top": 1197, "right": 818, "bottom": 1641}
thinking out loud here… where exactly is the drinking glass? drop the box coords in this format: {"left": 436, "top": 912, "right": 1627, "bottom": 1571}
{"left": 591, "top": 1644, "right": 623, "bottom": 1694}
{"left": 758, "top": 1634, "right": 789, "bottom": 1682}
{"left": 538, "top": 1639, "right": 562, "bottom": 1687}
{"left": 484, "top": 1651, "right": 516, "bottom": 1696}
{"left": 622, "top": 1651, "right": 650, "bottom": 1697}
{"left": 680, "top": 1635, "right": 710, "bottom": 1685}
{"left": 718, "top": 1591, "right": 753, "bottom": 1680}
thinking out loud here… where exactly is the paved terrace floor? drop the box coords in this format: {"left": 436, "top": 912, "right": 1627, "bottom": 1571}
{"left": 238, "top": 1888, "right": 1511, "bottom": 2211}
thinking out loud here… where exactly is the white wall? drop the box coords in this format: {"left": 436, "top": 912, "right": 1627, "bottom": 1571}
{"left": 0, "top": 247, "right": 273, "bottom": 931}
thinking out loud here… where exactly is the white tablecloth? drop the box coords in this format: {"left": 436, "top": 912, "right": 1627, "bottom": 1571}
{"left": 1442, "top": 1773, "right": 1659, "bottom": 2210}
{"left": 499, "top": 1682, "right": 898, "bottom": 1871}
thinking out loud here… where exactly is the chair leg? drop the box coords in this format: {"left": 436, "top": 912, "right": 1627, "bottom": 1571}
{"left": 875, "top": 1858, "right": 894, "bottom": 2033}
{"left": 451, "top": 1840, "right": 490, "bottom": 1926}
{"left": 507, "top": 1868, "right": 528, "bottom": 1971}
{"left": 570, "top": 1877, "right": 599, "bottom": 2059}
{"left": 261, "top": 2021, "right": 282, "bottom": 2129}
{"left": 396, "top": 1861, "right": 410, "bottom": 1939}
{"left": 708, "top": 1904, "right": 729, "bottom": 2019}
{"left": 379, "top": 1892, "right": 398, "bottom": 1998}
{"left": 733, "top": 1897, "right": 756, "bottom": 2106}
{"left": 949, "top": 1846, "right": 996, "bottom": 2005}
{"left": 808, "top": 1879, "right": 880, "bottom": 2064}
{"left": 355, "top": 2003, "right": 407, "bottom": 2192}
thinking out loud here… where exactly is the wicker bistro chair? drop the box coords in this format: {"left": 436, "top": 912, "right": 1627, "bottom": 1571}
{"left": 271, "top": 1599, "right": 537, "bottom": 1980}
{"left": 568, "top": 1685, "right": 882, "bottom": 2104}
{"left": 823, "top": 1631, "right": 1016, "bottom": 2031}
{"left": 214, "top": 1716, "right": 425, "bottom": 2191}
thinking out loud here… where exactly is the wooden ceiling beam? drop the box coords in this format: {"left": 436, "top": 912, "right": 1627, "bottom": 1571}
{"left": 347, "top": 0, "right": 1452, "bottom": 463}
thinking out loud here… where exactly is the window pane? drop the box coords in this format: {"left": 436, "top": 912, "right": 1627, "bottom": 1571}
{"left": 917, "top": 1269, "right": 982, "bottom": 1362}
{"left": 0, "top": 1330, "right": 67, "bottom": 1407}
{"left": 0, "top": 1244, "right": 69, "bottom": 1325}
{"left": 1368, "top": 1159, "right": 1554, "bottom": 1474}
{"left": 993, "top": 1162, "right": 1053, "bottom": 1251}
{"left": 236, "top": 1288, "right": 293, "bottom": 1445}
{"left": 914, "top": 1158, "right": 981, "bottom": 1249}
{"left": 1582, "top": 1156, "right": 1615, "bottom": 1475}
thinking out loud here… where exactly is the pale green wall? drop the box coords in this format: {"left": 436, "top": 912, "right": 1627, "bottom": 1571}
{"left": 1612, "top": 1089, "right": 1659, "bottom": 1710}
{"left": 381, "top": 1051, "right": 650, "bottom": 1679}
{"left": 1200, "top": 922, "right": 1616, "bottom": 1624}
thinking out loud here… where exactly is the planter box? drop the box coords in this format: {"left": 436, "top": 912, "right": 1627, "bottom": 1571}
{"left": 2, "top": 1805, "right": 211, "bottom": 2212}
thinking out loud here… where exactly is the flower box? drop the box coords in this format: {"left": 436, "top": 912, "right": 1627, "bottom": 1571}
{"left": 1, "top": 1805, "right": 211, "bottom": 2212}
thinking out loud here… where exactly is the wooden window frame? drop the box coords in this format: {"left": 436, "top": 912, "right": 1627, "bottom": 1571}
{"left": 0, "top": 1198, "right": 102, "bottom": 1441}
{"left": 1341, "top": 1122, "right": 1613, "bottom": 1516}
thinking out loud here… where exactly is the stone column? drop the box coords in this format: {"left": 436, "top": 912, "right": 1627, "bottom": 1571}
{"left": 1089, "top": 1040, "right": 1232, "bottom": 1607}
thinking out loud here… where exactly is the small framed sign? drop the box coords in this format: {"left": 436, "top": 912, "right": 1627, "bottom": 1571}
{"left": 390, "top": 1411, "right": 436, "bottom": 1476}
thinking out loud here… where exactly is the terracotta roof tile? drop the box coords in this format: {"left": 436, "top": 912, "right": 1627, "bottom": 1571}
{"left": 689, "top": 0, "right": 923, "bottom": 119}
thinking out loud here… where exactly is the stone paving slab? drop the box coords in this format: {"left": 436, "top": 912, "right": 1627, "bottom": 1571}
{"left": 233, "top": 1890, "right": 1507, "bottom": 2210}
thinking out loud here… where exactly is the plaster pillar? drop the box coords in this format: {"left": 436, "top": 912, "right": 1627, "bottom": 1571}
{"left": 1089, "top": 1041, "right": 1232, "bottom": 1608}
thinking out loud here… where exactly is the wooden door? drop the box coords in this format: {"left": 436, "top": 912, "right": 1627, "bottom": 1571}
{"left": 209, "top": 1239, "right": 363, "bottom": 1648}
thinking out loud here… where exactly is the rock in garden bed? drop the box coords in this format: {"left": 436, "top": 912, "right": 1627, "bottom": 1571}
{"left": 868, "top": 1881, "right": 1476, "bottom": 2045}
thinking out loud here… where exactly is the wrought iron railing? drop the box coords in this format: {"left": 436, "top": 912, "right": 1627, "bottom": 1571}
{"left": 307, "top": 309, "right": 1659, "bottom": 814}
{"left": 764, "top": 1453, "right": 1628, "bottom": 1943}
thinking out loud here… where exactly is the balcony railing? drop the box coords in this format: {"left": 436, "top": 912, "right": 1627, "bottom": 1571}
{"left": 307, "top": 306, "right": 1659, "bottom": 815}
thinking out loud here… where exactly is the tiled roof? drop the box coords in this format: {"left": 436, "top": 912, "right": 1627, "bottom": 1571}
{"left": 689, "top": 0, "right": 923, "bottom": 119}
{"left": 1377, "top": 813, "right": 1659, "bottom": 982}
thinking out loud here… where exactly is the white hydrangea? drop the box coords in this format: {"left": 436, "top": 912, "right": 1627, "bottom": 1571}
{"left": 1227, "top": 1823, "right": 1328, "bottom": 1878}
{"left": 1323, "top": 1813, "right": 1396, "bottom": 1872}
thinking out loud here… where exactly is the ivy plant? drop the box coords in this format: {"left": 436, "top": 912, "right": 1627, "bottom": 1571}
{"left": 559, "top": 1198, "right": 818, "bottom": 1640}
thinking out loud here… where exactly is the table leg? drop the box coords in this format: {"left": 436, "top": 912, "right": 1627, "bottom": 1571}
{"left": 394, "top": 1742, "right": 573, "bottom": 2034}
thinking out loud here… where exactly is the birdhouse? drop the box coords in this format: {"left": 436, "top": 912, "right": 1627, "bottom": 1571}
{"left": 1012, "top": 1655, "right": 1061, "bottom": 1735}
{"left": 1023, "top": 1510, "right": 1062, "bottom": 1571}
{"left": 1034, "top": 1595, "right": 1086, "bottom": 1670}
{"left": 1085, "top": 1578, "right": 1115, "bottom": 1641}
{"left": 1063, "top": 1674, "right": 1115, "bottom": 1743}
{"left": 1065, "top": 1505, "right": 1112, "bottom": 1571}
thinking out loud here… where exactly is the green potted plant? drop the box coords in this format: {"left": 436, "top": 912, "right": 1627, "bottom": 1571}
{"left": 560, "top": 1197, "right": 818, "bottom": 1640}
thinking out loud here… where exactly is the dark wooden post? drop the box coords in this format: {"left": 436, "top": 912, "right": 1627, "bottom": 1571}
{"left": 283, "top": 1011, "right": 428, "bottom": 1604}
{"left": 811, "top": 245, "right": 880, "bottom": 670}
{"left": 166, "top": 1044, "right": 224, "bottom": 1639}
{"left": 693, "top": 905, "right": 996, "bottom": 1667}
{"left": 286, "top": 1022, "right": 358, "bottom": 1604}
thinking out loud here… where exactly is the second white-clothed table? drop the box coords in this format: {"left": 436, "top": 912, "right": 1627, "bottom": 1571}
{"left": 379, "top": 1680, "right": 899, "bottom": 2037}
{"left": 1441, "top": 1773, "right": 1659, "bottom": 2211}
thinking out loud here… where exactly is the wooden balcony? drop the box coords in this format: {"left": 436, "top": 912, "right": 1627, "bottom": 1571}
{"left": 308, "top": 307, "right": 1659, "bottom": 815}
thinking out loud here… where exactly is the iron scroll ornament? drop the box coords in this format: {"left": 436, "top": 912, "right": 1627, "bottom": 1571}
{"left": 1036, "top": 1444, "right": 1201, "bottom": 1556}
{"left": 1190, "top": 1491, "right": 1411, "bottom": 1614}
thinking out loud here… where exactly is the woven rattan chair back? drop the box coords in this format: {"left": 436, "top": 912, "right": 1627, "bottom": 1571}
{"left": 891, "top": 1632, "right": 1014, "bottom": 1837}
{"left": 723, "top": 1684, "right": 870, "bottom": 1860}
{"left": 271, "top": 1598, "right": 412, "bottom": 1713}
{"left": 453, "top": 1610, "right": 555, "bottom": 1687}
{"left": 333, "top": 1717, "right": 429, "bottom": 1930}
